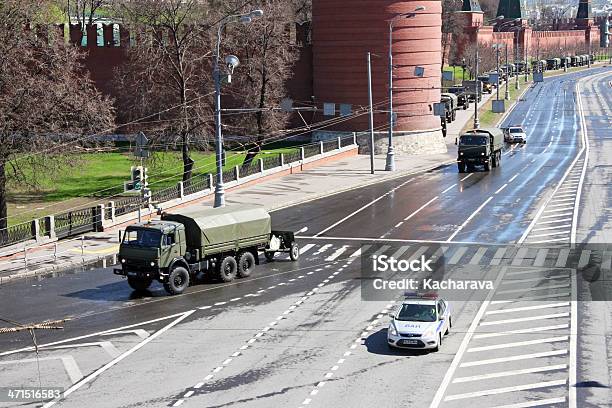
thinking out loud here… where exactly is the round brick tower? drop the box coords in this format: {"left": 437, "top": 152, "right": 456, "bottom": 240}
{"left": 312, "top": 0, "right": 445, "bottom": 154}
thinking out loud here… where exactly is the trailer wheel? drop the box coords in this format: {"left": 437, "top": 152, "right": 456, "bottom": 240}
{"left": 163, "top": 267, "right": 190, "bottom": 295}
{"left": 218, "top": 256, "right": 238, "bottom": 282}
{"left": 290, "top": 243, "right": 300, "bottom": 261}
{"left": 127, "top": 277, "right": 152, "bottom": 292}
{"left": 264, "top": 251, "right": 275, "bottom": 262}
{"left": 237, "top": 252, "right": 256, "bottom": 278}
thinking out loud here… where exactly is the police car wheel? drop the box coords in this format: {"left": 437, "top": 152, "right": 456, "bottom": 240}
{"left": 433, "top": 334, "right": 442, "bottom": 352}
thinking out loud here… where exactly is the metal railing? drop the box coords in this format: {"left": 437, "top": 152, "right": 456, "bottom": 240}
{"left": 0, "top": 136, "right": 356, "bottom": 249}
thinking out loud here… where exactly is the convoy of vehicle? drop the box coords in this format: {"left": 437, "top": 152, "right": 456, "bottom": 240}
{"left": 440, "top": 92, "right": 458, "bottom": 122}
{"left": 446, "top": 86, "right": 469, "bottom": 110}
{"left": 114, "top": 205, "right": 300, "bottom": 295}
{"left": 457, "top": 127, "right": 505, "bottom": 173}
{"left": 387, "top": 292, "right": 452, "bottom": 351}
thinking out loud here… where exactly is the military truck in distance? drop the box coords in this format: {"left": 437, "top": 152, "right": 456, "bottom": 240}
{"left": 447, "top": 86, "right": 469, "bottom": 110}
{"left": 440, "top": 93, "right": 458, "bottom": 122}
{"left": 114, "top": 205, "right": 299, "bottom": 295}
{"left": 457, "top": 128, "right": 504, "bottom": 173}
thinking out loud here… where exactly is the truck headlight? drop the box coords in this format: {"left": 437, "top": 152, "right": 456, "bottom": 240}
{"left": 121, "top": 259, "right": 126, "bottom": 264}
{"left": 460, "top": 152, "right": 464, "bottom": 156}
{"left": 481, "top": 152, "right": 485, "bottom": 156}
{"left": 388, "top": 323, "right": 398, "bottom": 336}
{"left": 150, "top": 261, "right": 155, "bottom": 267}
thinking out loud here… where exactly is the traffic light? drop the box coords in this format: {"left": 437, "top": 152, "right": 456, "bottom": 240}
{"left": 131, "top": 166, "right": 147, "bottom": 191}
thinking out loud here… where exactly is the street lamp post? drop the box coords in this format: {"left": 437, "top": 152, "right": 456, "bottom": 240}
{"left": 213, "top": 10, "right": 263, "bottom": 208}
{"left": 505, "top": 43, "right": 510, "bottom": 100}
{"left": 474, "top": 23, "right": 480, "bottom": 129}
{"left": 386, "top": 6, "right": 425, "bottom": 172}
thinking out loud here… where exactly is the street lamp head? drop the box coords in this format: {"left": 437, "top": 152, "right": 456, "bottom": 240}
{"left": 250, "top": 9, "right": 264, "bottom": 18}
{"left": 414, "top": 6, "right": 426, "bottom": 12}
{"left": 225, "top": 55, "right": 240, "bottom": 74}
{"left": 239, "top": 15, "right": 252, "bottom": 24}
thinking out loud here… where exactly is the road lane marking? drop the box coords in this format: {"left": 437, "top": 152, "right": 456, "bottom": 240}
{"left": 532, "top": 225, "right": 571, "bottom": 232}
{"left": 314, "top": 177, "right": 414, "bottom": 236}
{"left": 390, "top": 245, "right": 410, "bottom": 259}
{"left": 536, "top": 217, "right": 573, "bottom": 225}
{"left": 43, "top": 310, "right": 195, "bottom": 408}
{"left": 509, "top": 174, "right": 519, "bottom": 182}
{"left": 577, "top": 250, "right": 591, "bottom": 268}
{"left": 460, "top": 349, "right": 568, "bottom": 367}
{"left": 480, "top": 312, "right": 570, "bottom": 325}
{"left": 325, "top": 246, "right": 348, "bottom": 261}
{"left": 489, "top": 247, "right": 507, "bottom": 266}
{"left": 300, "top": 244, "right": 315, "bottom": 255}
{"left": 529, "top": 237, "right": 569, "bottom": 244}
{"left": 447, "top": 197, "right": 494, "bottom": 242}
{"left": 428, "top": 267, "right": 507, "bottom": 408}
{"left": 314, "top": 244, "right": 332, "bottom": 255}
{"left": 492, "top": 292, "right": 571, "bottom": 302}
{"left": 444, "top": 380, "right": 567, "bottom": 401}
{"left": 489, "top": 397, "right": 567, "bottom": 408}
{"left": 467, "top": 336, "right": 569, "bottom": 352}
{"left": 452, "top": 364, "right": 567, "bottom": 383}
{"left": 529, "top": 230, "right": 572, "bottom": 238}
{"left": 533, "top": 248, "right": 549, "bottom": 266}
{"left": 500, "top": 274, "right": 569, "bottom": 284}
{"left": 511, "top": 247, "right": 529, "bottom": 266}
{"left": 543, "top": 206, "right": 574, "bottom": 213}
{"left": 403, "top": 196, "right": 439, "bottom": 222}
{"left": 494, "top": 184, "right": 509, "bottom": 195}
{"left": 497, "top": 283, "right": 570, "bottom": 294}
{"left": 441, "top": 184, "right": 457, "bottom": 194}
{"left": 540, "top": 212, "right": 574, "bottom": 219}
{"left": 486, "top": 302, "right": 570, "bottom": 314}
{"left": 473, "top": 323, "right": 569, "bottom": 339}
{"left": 460, "top": 174, "right": 473, "bottom": 182}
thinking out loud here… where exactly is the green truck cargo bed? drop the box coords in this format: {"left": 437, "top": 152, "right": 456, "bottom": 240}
{"left": 162, "top": 205, "right": 272, "bottom": 256}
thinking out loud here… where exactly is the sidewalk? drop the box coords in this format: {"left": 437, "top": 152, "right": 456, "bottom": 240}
{"left": 0, "top": 86, "right": 498, "bottom": 282}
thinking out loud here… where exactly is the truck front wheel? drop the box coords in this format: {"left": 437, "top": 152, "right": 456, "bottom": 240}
{"left": 290, "top": 243, "right": 300, "bottom": 261}
{"left": 128, "top": 277, "right": 152, "bottom": 292}
{"left": 164, "top": 267, "right": 190, "bottom": 295}
{"left": 218, "top": 256, "right": 238, "bottom": 282}
{"left": 237, "top": 252, "right": 256, "bottom": 278}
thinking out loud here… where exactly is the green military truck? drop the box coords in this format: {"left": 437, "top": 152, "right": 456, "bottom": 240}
{"left": 457, "top": 128, "right": 504, "bottom": 173}
{"left": 114, "top": 205, "right": 299, "bottom": 295}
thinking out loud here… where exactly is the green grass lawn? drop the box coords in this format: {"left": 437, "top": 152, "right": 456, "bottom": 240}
{"left": 442, "top": 66, "right": 468, "bottom": 88}
{"left": 8, "top": 147, "right": 298, "bottom": 225}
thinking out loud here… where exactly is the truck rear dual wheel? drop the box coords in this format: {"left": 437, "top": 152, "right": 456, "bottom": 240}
{"left": 290, "top": 243, "right": 300, "bottom": 261}
{"left": 127, "top": 277, "right": 152, "bottom": 292}
{"left": 218, "top": 255, "right": 238, "bottom": 282}
{"left": 164, "top": 267, "right": 190, "bottom": 295}
{"left": 237, "top": 252, "right": 255, "bottom": 278}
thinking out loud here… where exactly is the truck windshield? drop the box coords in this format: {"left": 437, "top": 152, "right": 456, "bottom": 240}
{"left": 460, "top": 135, "right": 488, "bottom": 145}
{"left": 396, "top": 304, "right": 437, "bottom": 322}
{"left": 123, "top": 229, "right": 162, "bottom": 247}
{"left": 510, "top": 128, "right": 524, "bottom": 133}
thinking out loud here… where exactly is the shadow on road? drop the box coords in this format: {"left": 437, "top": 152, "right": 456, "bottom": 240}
{"left": 364, "top": 329, "right": 430, "bottom": 357}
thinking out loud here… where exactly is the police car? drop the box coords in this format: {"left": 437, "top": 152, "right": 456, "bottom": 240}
{"left": 504, "top": 126, "right": 527, "bottom": 144}
{"left": 387, "top": 292, "right": 452, "bottom": 351}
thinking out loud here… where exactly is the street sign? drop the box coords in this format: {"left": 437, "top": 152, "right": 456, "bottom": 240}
{"left": 135, "top": 132, "right": 150, "bottom": 158}
{"left": 489, "top": 73, "right": 500, "bottom": 84}
{"left": 534, "top": 72, "right": 544, "bottom": 83}
{"left": 340, "top": 104, "right": 352, "bottom": 117}
{"left": 433, "top": 103, "right": 446, "bottom": 117}
{"left": 280, "top": 98, "right": 294, "bottom": 112}
{"left": 442, "top": 71, "right": 454, "bottom": 82}
{"left": 414, "top": 66, "right": 425, "bottom": 77}
{"left": 492, "top": 100, "right": 506, "bottom": 113}
{"left": 323, "top": 103, "right": 336, "bottom": 116}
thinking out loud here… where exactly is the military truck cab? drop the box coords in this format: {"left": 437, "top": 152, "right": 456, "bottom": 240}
{"left": 114, "top": 205, "right": 299, "bottom": 295}
{"left": 457, "top": 128, "right": 504, "bottom": 173}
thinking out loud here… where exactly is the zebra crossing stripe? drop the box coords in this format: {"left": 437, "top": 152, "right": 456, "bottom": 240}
{"left": 448, "top": 247, "right": 468, "bottom": 265}
{"left": 534, "top": 249, "right": 549, "bottom": 267}
{"left": 555, "top": 248, "right": 570, "bottom": 267}
{"left": 325, "top": 246, "right": 348, "bottom": 261}
{"left": 469, "top": 247, "right": 488, "bottom": 265}
{"left": 391, "top": 246, "right": 411, "bottom": 259}
{"left": 490, "top": 247, "right": 507, "bottom": 266}
{"left": 577, "top": 250, "right": 591, "bottom": 268}
{"left": 511, "top": 247, "right": 529, "bottom": 266}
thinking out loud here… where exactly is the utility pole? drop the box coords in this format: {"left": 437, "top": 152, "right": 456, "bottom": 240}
{"left": 386, "top": 21, "right": 396, "bottom": 171}
{"left": 515, "top": 31, "right": 520, "bottom": 90}
{"left": 367, "top": 52, "right": 375, "bottom": 175}
{"left": 505, "top": 44, "right": 510, "bottom": 100}
{"left": 495, "top": 45, "right": 500, "bottom": 101}
{"left": 474, "top": 24, "right": 480, "bottom": 129}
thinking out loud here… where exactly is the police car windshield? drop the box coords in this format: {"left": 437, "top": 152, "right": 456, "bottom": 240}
{"left": 460, "top": 135, "right": 488, "bottom": 145}
{"left": 123, "top": 229, "right": 162, "bottom": 247}
{"left": 396, "top": 303, "right": 437, "bottom": 322}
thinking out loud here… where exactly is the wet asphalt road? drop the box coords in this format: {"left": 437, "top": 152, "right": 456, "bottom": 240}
{"left": 0, "top": 67, "right": 610, "bottom": 408}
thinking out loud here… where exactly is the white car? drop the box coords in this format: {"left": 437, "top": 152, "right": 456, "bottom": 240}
{"left": 387, "top": 293, "right": 452, "bottom": 351}
{"left": 505, "top": 126, "right": 527, "bottom": 144}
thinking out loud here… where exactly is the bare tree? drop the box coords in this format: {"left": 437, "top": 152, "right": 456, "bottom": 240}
{"left": 113, "top": 0, "right": 214, "bottom": 182}
{"left": 219, "top": 0, "right": 303, "bottom": 167}
{"left": 0, "top": 0, "right": 114, "bottom": 232}
{"left": 53, "top": 0, "right": 112, "bottom": 44}
{"left": 441, "top": 0, "right": 463, "bottom": 69}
